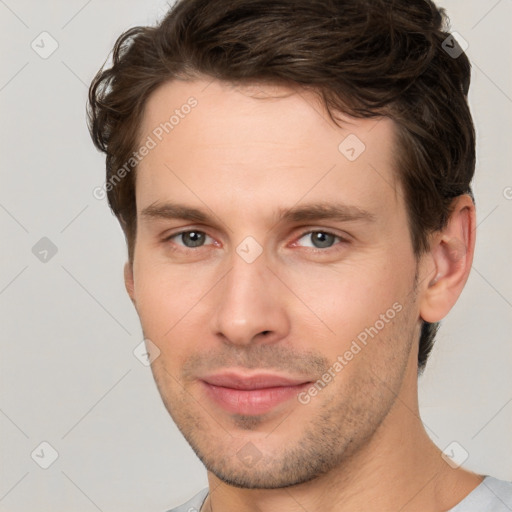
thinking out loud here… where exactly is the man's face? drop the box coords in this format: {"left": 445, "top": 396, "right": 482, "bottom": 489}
{"left": 128, "top": 79, "right": 424, "bottom": 488}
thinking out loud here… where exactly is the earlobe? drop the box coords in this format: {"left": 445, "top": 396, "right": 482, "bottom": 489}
{"left": 419, "top": 195, "right": 476, "bottom": 323}
{"left": 124, "top": 261, "right": 136, "bottom": 304}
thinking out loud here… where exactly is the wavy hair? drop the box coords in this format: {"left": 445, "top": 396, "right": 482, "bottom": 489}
{"left": 88, "top": 0, "right": 475, "bottom": 371}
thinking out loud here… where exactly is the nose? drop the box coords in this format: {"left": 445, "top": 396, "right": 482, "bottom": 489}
{"left": 211, "top": 250, "right": 290, "bottom": 347}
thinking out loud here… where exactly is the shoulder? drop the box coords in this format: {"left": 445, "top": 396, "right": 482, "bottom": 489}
{"left": 450, "top": 476, "right": 512, "bottom": 511}
{"left": 163, "top": 488, "right": 208, "bottom": 512}
{"left": 163, "top": 488, "right": 209, "bottom": 512}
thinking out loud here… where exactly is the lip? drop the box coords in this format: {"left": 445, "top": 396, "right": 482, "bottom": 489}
{"left": 200, "top": 371, "right": 312, "bottom": 416}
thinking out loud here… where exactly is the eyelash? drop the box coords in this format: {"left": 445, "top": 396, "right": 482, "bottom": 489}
{"left": 163, "top": 229, "right": 348, "bottom": 252}
{"left": 163, "top": 230, "right": 216, "bottom": 252}
{"left": 293, "top": 231, "right": 348, "bottom": 251}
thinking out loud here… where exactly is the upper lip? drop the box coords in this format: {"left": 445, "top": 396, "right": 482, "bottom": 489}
{"left": 201, "top": 372, "right": 311, "bottom": 390}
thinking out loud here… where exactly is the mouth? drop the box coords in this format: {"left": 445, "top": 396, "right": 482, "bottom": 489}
{"left": 200, "top": 371, "right": 312, "bottom": 416}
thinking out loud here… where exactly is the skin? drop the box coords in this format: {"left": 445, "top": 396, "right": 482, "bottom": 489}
{"left": 124, "top": 78, "right": 481, "bottom": 512}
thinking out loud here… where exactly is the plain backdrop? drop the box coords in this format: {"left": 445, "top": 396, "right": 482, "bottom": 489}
{"left": 0, "top": 1, "right": 511, "bottom": 511}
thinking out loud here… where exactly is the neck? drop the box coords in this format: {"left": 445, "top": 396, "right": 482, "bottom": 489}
{"left": 202, "top": 356, "right": 482, "bottom": 512}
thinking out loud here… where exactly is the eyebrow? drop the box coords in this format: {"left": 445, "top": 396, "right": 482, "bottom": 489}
{"left": 141, "top": 203, "right": 210, "bottom": 223}
{"left": 140, "top": 201, "right": 376, "bottom": 225}
{"left": 278, "top": 203, "right": 376, "bottom": 224}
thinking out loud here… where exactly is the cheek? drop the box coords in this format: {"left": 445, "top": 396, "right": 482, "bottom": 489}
{"left": 284, "top": 256, "right": 411, "bottom": 345}
{"left": 132, "top": 260, "right": 197, "bottom": 347}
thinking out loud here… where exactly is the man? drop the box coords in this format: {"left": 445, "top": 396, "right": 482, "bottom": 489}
{"left": 87, "top": 0, "right": 512, "bottom": 510}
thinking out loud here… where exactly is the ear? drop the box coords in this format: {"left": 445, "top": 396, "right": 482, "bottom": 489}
{"left": 419, "top": 194, "right": 476, "bottom": 323}
{"left": 124, "top": 261, "right": 136, "bottom": 304}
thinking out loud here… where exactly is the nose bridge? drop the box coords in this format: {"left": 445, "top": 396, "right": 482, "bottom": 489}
{"left": 225, "top": 255, "right": 262, "bottom": 308}
{"left": 211, "top": 247, "right": 289, "bottom": 346}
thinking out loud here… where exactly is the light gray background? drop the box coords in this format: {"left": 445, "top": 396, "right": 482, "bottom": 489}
{"left": 0, "top": 1, "right": 511, "bottom": 511}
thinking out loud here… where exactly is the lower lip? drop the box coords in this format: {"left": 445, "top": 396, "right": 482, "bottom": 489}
{"left": 201, "top": 381, "right": 310, "bottom": 415}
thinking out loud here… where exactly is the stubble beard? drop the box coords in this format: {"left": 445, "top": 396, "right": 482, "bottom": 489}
{"left": 150, "top": 309, "right": 416, "bottom": 490}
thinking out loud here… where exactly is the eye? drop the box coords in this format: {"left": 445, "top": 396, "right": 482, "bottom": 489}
{"left": 168, "top": 230, "right": 214, "bottom": 248}
{"left": 295, "top": 231, "right": 343, "bottom": 249}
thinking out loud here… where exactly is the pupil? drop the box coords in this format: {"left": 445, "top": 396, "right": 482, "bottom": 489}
{"left": 312, "top": 232, "right": 334, "bottom": 248}
{"left": 183, "top": 231, "right": 205, "bottom": 247}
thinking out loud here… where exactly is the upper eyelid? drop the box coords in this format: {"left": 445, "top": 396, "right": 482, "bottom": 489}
{"left": 293, "top": 230, "right": 348, "bottom": 247}
{"left": 166, "top": 229, "right": 214, "bottom": 241}
{"left": 162, "top": 228, "right": 349, "bottom": 249}
{"left": 163, "top": 226, "right": 212, "bottom": 239}
{"left": 163, "top": 227, "right": 349, "bottom": 240}
{"left": 164, "top": 227, "right": 343, "bottom": 237}
{"left": 295, "top": 228, "right": 350, "bottom": 240}
{"left": 298, "top": 229, "right": 343, "bottom": 237}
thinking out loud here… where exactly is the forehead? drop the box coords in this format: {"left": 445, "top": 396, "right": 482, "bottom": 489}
{"left": 136, "top": 78, "right": 402, "bottom": 222}
{"left": 140, "top": 78, "right": 396, "bottom": 154}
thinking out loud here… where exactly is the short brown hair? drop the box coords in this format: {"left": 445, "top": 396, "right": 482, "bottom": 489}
{"left": 87, "top": 0, "right": 475, "bottom": 371}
